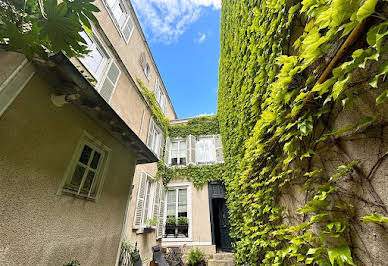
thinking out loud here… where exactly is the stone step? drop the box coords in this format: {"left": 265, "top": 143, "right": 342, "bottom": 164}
{"left": 212, "top": 253, "right": 234, "bottom": 261}
{"left": 208, "top": 259, "right": 235, "bottom": 266}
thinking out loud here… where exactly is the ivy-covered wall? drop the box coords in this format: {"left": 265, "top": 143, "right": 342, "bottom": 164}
{"left": 219, "top": 0, "right": 388, "bottom": 265}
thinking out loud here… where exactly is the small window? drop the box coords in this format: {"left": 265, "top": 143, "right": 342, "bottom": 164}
{"left": 165, "top": 187, "right": 189, "bottom": 238}
{"left": 144, "top": 63, "right": 150, "bottom": 79}
{"left": 196, "top": 137, "right": 216, "bottom": 165}
{"left": 79, "top": 31, "right": 109, "bottom": 80}
{"left": 104, "top": 0, "right": 134, "bottom": 43}
{"left": 170, "top": 140, "right": 186, "bottom": 166}
{"left": 147, "top": 119, "right": 163, "bottom": 158}
{"left": 61, "top": 133, "right": 110, "bottom": 200}
{"left": 155, "top": 79, "right": 166, "bottom": 114}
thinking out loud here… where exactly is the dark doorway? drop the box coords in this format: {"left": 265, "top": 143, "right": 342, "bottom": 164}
{"left": 209, "top": 181, "right": 232, "bottom": 252}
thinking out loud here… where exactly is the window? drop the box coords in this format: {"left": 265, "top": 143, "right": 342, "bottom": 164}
{"left": 78, "top": 29, "right": 121, "bottom": 103}
{"left": 61, "top": 133, "right": 110, "bottom": 200}
{"left": 147, "top": 119, "right": 164, "bottom": 158}
{"left": 196, "top": 137, "right": 217, "bottom": 164}
{"left": 139, "top": 52, "right": 151, "bottom": 80}
{"left": 155, "top": 79, "right": 166, "bottom": 114}
{"left": 165, "top": 187, "right": 189, "bottom": 238}
{"left": 165, "top": 135, "right": 196, "bottom": 166}
{"left": 170, "top": 140, "right": 186, "bottom": 166}
{"left": 79, "top": 31, "right": 109, "bottom": 80}
{"left": 103, "top": 0, "right": 134, "bottom": 43}
{"left": 133, "top": 173, "right": 165, "bottom": 230}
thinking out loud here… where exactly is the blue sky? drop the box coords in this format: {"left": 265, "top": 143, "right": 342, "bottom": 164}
{"left": 132, "top": 0, "right": 221, "bottom": 119}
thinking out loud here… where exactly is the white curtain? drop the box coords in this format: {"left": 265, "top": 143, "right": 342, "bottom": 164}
{"left": 196, "top": 138, "right": 216, "bottom": 163}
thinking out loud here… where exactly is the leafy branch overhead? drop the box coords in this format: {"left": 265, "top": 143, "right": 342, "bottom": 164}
{"left": 0, "top": 0, "right": 100, "bottom": 59}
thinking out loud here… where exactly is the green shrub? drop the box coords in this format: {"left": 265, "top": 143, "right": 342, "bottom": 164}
{"left": 177, "top": 217, "right": 189, "bottom": 225}
{"left": 187, "top": 248, "right": 205, "bottom": 266}
{"left": 165, "top": 216, "right": 176, "bottom": 225}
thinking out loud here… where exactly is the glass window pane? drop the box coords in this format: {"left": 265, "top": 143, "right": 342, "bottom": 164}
{"left": 86, "top": 47, "right": 104, "bottom": 74}
{"left": 167, "top": 190, "right": 176, "bottom": 217}
{"left": 178, "top": 189, "right": 187, "bottom": 214}
{"left": 71, "top": 165, "right": 86, "bottom": 187}
{"left": 171, "top": 158, "right": 178, "bottom": 166}
{"left": 171, "top": 142, "right": 179, "bottom": 158}
{"left": 82, "top": 171, "right": 95, "bottom": 192}
{"left": 90, "top": 152, "right": 101, "bottom": 169}
{"left": 179, "top": 141, "right": 186, "bottom": 158}
{"left": 179, "top": 158, "right": 186, "bottom": 166}
{"left": 79, "top": 145, "right": 92, "bottom": 165}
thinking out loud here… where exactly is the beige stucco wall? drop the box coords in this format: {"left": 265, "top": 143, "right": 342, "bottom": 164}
{"left": 0, "top": 50, "right": 26, "bottom": 86}
{"left": 0, "top": 73, "right": 137, "bottom": 266}
{"left": 92, "top": 0, "right": 176, "bottom": 120}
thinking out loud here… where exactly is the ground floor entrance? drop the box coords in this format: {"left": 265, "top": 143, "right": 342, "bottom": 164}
{"left": 208, "top": 181, "right": 232, "bottom": 252}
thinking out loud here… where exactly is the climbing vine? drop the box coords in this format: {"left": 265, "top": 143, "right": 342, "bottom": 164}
{"left": 169, "top": 115, "right": 220, "bottom": 138}
{"left": 157, "top": 161, "right": 224, "bottom": 188}
{"left": 137, "top": 78, "right": 170, "bottom": 134}
{"left": 219, "top": 0, "right": 388, "bottom": 265}
{"left": 137, "top": 79, "right": 225, "bottom": 188}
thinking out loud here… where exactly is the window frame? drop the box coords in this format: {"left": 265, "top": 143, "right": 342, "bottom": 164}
{"left": 168, "top": 138, "right": 187, "bottom": 166}
{"left": 154, "top": 79, "right": 166, "bottom": 114}
{"left": 141, "top": 172, "right": 156, "bottom": 227}
{"left": 79, "top": 30, "right": 110, "bottom": 82}
{"left": 195, "top": 136, "right": 217, "bottom": 165}
{"left": 102, "top": 0, "right": 135, "bottom": 43}
{"left": 58, "top": 131, "right": 111, "bottom": 201}
{"left": 147, "top": 118, "right": 163, "bottom": 158}
{"left": 162, "top": 182, "right": 192, "bottom": 242}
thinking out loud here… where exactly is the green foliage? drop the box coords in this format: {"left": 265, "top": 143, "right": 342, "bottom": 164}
{"left": 165, "top": 216, "right": 176, "bottom": 225}
{"left": 0, "top": 0, "right": 100, "bottom": 60}
{"left": 137, "top": 78, "right": 170, "bottom": 135}
{"left": 157, "top": 161, "right": 224, "bottom": 188}
{"left": 144, "top": 217, "right": 158, "bottom": 226}
{"left": 219, "top": 0, "right": 387, "bottom": 264}
{"left": 187, "top": 248, "right": 206, "bottom": 266}
{"left": 178, "top": 217, "right": 189, "bottom": 225}
{"left": 169, "top": 116, "right": 220, "bottom": 138}
{"left": 361, "top": 213, "right": 388, "bottom": 224}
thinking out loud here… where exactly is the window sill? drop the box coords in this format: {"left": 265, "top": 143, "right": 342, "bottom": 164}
{"left": 61, "top": 187, "right": 97, "bottom": 201}
{"left": 135, "top": 226, "right": 156, "bottom": 235}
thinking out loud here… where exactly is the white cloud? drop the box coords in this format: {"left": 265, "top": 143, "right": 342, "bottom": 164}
{"left": 132, "top": 0, "right": 221, "bottom": 44}
{"left": 196, "top": 113, "right": 215, "bottom": 117}
{"left": 197, "top": 32, "right": 207, "bottom": 43}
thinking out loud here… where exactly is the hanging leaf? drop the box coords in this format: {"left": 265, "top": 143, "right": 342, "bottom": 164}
{"left": 361, "top": 213, "right": 388, "bottom": 224}
{"left": 327, "top": 245, "right": 355, "bottom": 266}
{"left": 356, "top": 0, "right": 378, "bottom": 21}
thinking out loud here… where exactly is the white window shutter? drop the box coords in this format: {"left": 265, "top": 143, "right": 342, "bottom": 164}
{"left": 100, "top": 61, "right": 121, "bottom": 103}
{"left": 121, "top": 16, "right": 134, "bottom": 43}
{"left": 147, "top": 119, "right": 154, "bottom": 148}
{"left": 158, "top": 134, "right": 164, "bottom": 160}
{"left": 187, "top": 135, "right": 196, "bottom": 165}
{"left": 157, "top": 187, "right": 166, "bottom": 239}
{"left": 215, "top": 135, "right": 224, "bottom": 163}
{"left": 133, "top": 172, "right": 147, "bottom": 228}
{"left": 153, "top": 183, "right": 161, "bottom": 220}
{"left": 164, "top": 137, "right": 171, "bottom": 165}
{"left": 155, "top": 79, "right": 160, "bottom": 101}
{"left": 161, "top": 95, "right": 166, "bottom": 114}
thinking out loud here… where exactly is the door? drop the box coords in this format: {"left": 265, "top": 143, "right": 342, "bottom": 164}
{"left": 217, "top": 199, "right": 232, "bottom": 251}
{"left": 209, "top": 181, "right": 232, "bottom": 252}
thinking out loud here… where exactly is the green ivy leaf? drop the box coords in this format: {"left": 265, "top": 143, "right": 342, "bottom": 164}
{"left": 327, "top": 246, "right": 355, "bottom": 266}
{"left": 361, "top": 213, "right": 388, "bottom": 224}
{"left": 356, "top": 0, "right": 378, "bottom": 21}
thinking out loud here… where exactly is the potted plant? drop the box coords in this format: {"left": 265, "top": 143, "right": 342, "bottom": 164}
{"left": 177, "top": 217, "right": 189, "bottom": 237}
{"left": 144, "top": 218, "right": 157, "bottom": 233}
{"left": 165, "top": 216, "right": 176, "bottom": 236}
{"left": 187, "top": 248, "right": 206, "bottom": 266}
